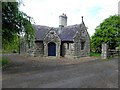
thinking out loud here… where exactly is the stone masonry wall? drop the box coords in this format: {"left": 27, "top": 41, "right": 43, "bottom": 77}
{"left": 64, "top": 42, "right": 74, "bottom": 58}
{"left": 34, "top": 41, "right": 44, "bottom": 56}
{"left": 73, "top": 32, "right": 81, "bottom": 58}
{"left": 80, "top": 29, "right": 90, "bottom": 57}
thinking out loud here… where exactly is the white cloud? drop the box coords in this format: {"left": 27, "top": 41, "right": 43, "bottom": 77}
{"left": 19, "top": 0, "right": 119, "bottom": 36}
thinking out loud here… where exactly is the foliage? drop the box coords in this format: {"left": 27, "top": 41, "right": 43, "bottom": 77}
{"left": 91, "top": 15, "right": 120, "bottom": 53}
{"left": 2, "top": 33, "right": 19, "bottom": 53}
{"left": 2, "top": 2, "right": 35, "bottom": 52}
{"left": 116, "top": 45, "right": 120, "bottom": 50}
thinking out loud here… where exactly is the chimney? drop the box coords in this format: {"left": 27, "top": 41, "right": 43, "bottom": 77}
{"left": 59, "top": 13, "right": 67, "bottom": 28}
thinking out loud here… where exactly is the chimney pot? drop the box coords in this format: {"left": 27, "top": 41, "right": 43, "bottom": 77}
{"left": 59, "top": 13, "right": 67, "bottom": 28}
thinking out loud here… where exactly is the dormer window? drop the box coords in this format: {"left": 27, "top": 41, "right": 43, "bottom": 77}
{"left": 50, "top": 31, "right": 54, "bottom": 34}
{"left": 82, "top": 31, "right": 84, "bottom": 35}
{"left": 67, "top": 43, "right": 69, "bottom": 49}
{"left": 81, "top": 41, "right": 85, "bottom": 50}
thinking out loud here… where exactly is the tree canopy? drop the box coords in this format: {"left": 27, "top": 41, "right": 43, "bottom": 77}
{"left": 91, "top": 15, "right": 120, "bottom": 53}
{"left": 2, "top": 1, "right": 34, "bottom": 52}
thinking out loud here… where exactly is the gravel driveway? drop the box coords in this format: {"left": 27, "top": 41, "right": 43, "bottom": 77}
{"left": 2, "top": 54, "right": 118, "bottom": 88}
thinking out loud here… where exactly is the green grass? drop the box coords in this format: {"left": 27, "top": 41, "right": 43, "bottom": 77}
{"left": 0, "top": 57, "right": 9, "bottom": 66}
{"left": 90, "top": 52, "right": 101, "bottom": 57}
{"left": 1, "top": 49, "right": 18, "bottom": 54}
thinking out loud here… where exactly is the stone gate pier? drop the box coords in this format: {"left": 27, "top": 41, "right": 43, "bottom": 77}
{"left": 101, "top": 43, "right": 108, "bottom": 59}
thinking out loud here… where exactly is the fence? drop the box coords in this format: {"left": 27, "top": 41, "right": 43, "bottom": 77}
{"left": 108, "top": 49, "right": 120, "bottom": 57}
{"left": 101, "top": 43, "right": 120, "bottom": 59}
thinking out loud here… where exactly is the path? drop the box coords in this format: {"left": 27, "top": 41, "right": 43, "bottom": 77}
{"left": 2, "top": 54, "right": 118, "bottom": 88}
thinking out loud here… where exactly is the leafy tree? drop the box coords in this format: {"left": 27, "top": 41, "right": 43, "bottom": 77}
{"left": 91, "top": 15, "right": 120, "bottom": 53}
{"left": 2, "top": 1, "right": 35, "bottom": 52}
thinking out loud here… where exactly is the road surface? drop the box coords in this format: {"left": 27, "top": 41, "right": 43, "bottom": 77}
{"left": 2, "top": 54, "right": 118, "bottom": 88}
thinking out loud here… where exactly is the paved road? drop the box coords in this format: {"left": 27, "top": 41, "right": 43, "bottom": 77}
{"left": 2, "top": 54, "right": 118, "bottom": 88}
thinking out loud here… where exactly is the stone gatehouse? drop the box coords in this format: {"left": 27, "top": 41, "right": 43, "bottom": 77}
{"left": 33, "top": 13, "right": 90, "bottom": 58}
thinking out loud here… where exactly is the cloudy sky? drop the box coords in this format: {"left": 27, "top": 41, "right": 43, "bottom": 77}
{"left": 19, "top": 0, "right": 119, "bottom": 36}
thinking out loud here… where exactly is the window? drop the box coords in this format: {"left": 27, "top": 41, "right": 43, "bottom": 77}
{"left": 67, "top": 43, "right": 69, "bottom": 49}
{"left": 81, "top": 41, "right": 85, "bottom": 50}
{"left": 50, "top": 31, "right": 54, "bottom": 34}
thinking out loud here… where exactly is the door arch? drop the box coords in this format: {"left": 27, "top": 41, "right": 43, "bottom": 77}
{"left": 48, "top": 42, "right": 56, "bottom": 56}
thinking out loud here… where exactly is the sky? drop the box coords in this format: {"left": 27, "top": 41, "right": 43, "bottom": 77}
{"left": 19, "top": 0, "right": 119, "bottom": 36}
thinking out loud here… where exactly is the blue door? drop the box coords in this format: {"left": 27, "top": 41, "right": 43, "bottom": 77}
{"left": 48, "top": 42, "right": 56, "bottom": 56}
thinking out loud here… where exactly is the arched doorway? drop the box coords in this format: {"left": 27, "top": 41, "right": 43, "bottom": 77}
{"left": 48, "top": 42, "right": 56, "bottom": 56}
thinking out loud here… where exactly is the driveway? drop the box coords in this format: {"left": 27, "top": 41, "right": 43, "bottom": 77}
{"left": 2, "top": 54, "right": 118, "bottom": 88}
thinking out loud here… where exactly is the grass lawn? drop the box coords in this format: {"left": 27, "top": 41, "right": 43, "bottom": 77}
{"left": 0, "top": 57, "right": 9, "bottom": 66}
{"left": 90, "top": 52, "right": 101, "bottom": 57}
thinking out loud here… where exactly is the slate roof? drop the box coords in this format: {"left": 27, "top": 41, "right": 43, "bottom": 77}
{"left": 58, "top": 25, "right": 81, "bottom": 41}
{"left": 33, "top": 24, "right": 84, "bottom": 41}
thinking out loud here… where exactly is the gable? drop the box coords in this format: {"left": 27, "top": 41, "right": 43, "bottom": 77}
{"left": 44, "top": 30, "right": 61, "bottom": 43}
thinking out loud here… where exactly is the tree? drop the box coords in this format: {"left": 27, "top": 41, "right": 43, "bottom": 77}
{"left": 91, "top": 15, "right": 120, "bottom": 53}
{"left": 2, "top": 1, "right": 34, "bottom": 52}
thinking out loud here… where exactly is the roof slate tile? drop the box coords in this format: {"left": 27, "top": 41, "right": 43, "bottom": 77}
{"left": 33, "top": 24, "right": 83, "bottom": 41}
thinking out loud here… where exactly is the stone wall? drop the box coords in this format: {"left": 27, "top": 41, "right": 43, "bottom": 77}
{"left": 34, "top": 41, "right": 44, "bottom": 56}
{"left": 20, "top": 37, "right": 27, "bottom": 55}
{"left": 64, "top": 42, "right": 74, "bottom": 58}
{"left": 82, "top": 29, "right": 90, "bottom": 57}
{"left": 101, "top": 43, "right": 108, "bottom": 59}
{"left": 73, "top": 32, "right": 81, "bottom": 58}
